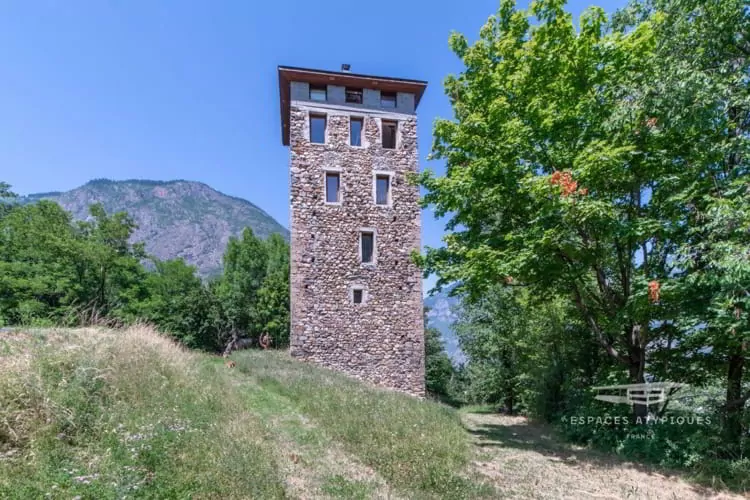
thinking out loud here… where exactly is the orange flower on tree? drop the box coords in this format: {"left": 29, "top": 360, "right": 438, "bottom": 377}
{"left": 648, "top": 281, "right": 661, "bottom": 303}
{"left": 549, "top": 170, "right": 586, "bottom": 198}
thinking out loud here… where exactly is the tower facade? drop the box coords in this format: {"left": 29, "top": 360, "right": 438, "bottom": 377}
{"left": 278, "top": 66, "right": 427, "bottom": 396}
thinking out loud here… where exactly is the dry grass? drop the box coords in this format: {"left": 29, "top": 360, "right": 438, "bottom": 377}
{"left": 0, "top": 325, "right": 285, "bottom": 499}
{"left": 462, "top": 412, "right": 745, "bottom": 500}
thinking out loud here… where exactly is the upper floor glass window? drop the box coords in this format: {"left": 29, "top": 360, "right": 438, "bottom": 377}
{"left": 310, "top": 85, "right": 327, "bottom": 102}
{"left": 380, "top": 92, "right": 396, "bottom": 108}
{"left": 382, "top": 120, "right": 397, "bottom": 149}
{"left": 345, "top": 88, "right": 363, "bottom": 104}
{"left": 350, "top": 117, "right": 363, "bottom": 147}
{"left": 310, "top": 114, "right": 326, "bottom": 144}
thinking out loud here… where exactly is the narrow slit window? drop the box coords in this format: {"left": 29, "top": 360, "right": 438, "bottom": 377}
{"left": 310, "top": 85, "right": 327, "bottom": 102}
{"left": 345, "top": 88, "right": 363, "bottom": 104}
{"left": 375, "top": 174, "right": 390, "bottom": 205}
{"left": 380, "top": 91, "right": 396, "bottom": 108}
{"left": 360, "top": 231, "right": 374, "bottom": 264}
{"left": 350, "top": 117, "right": 363, "bottom": 147}
{"left": 352, "top": 289, "right": 363, "bottom": 304}
{"left": 382, "top": 120, "right": 397, "bottom": 149}
{"left": 310, "top": 114, "right": 326, "bottom": 144}
{"left": 325, "top": 172, "right": 340, "bottom": 203}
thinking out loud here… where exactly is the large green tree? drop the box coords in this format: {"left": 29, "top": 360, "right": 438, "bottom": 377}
{"left": 455, "top": 287, "right": 531, "bottom": 413}
{"left": 255, "top": 233, "right": 291, "bottom": 346}
{"left": 424, "top": 310, "right": 455, "bottom": 399}
{"left": 74, "top": 203, "right": 146, "bottom": 323}
{"left": 418, "top": 0, "right": 676, "bottom": 418}
{"left": 213, "top": 228, "right": 291, "bottom": 349}
{"left": 612, "top": 0, "right": 750, "bottom": 446}
{"left": 0, "top": 201, "right": 80, "bottom": 325}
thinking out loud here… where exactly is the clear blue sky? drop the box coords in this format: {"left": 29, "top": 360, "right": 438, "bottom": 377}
{"left": 0, "top": 0, "right": 626, "bottom": 284}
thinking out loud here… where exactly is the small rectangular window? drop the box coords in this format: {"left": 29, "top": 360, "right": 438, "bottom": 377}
{"left": 310, "top": 85, "right": 327, "bottom": 102}
{"left": 350, "top": 117, "right": 363, "bottom": 147}
{"left": 345, "top": 88, "right": 363, "bottom": 104}
{"left": 381, "top": 91, "right": 396, "bottom": 108}
{"left": 382, "top": 120, "right": 397, "bottom": 149}
{"left": 310, "top": 114, "right": 326, "bottom": 144}
{"left": 375, "top": 174, "right": 390, "bottom": 205}
{"left": 361, "top": 231, "right": 374, "bottom": 264}
{"left": 353, "top": 289, "right": 363, "bottom": 304}
{"left": 325, "top": 172, "right": 340, "bottom": 203}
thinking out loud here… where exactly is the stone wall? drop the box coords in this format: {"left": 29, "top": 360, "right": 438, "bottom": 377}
{"left": 288, "top": 99, "right": 425, "bottom": 397}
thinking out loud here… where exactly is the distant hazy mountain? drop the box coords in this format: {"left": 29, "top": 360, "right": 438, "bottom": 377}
{"left": 424, "top": 287, "right": 464, "bottom": 363}
{"left": 22, "top": 179, "right": 288, "bottom": 276}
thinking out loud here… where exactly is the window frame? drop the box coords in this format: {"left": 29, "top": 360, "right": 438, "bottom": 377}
{"left": 349, "top": 116, "right": 364, "bottom": 147}
{"left": 359, "top": 229, "right": 376, "bottom": 266}
{"left": 309, "top": 85, "right": 327, "bottom": 102}
{"left": 323, "top": 169, "right": 342, "bottom": 205}
{"left": 345, "top": 87, "right": 363, "bottom": 104}
{"left": 351, "top": 286, "right": 365, "bottom": 304}
{"left": 380, "top": 91, "right": 397, "bottom": 109}
{"left": 373, "top": 170, "right": 394, "bottom": 207}
{"left": 381, "top": 119, "right": 398, "bottom": 149}
{"left": 309, "top": 113, "right": 327, "bottom": 144}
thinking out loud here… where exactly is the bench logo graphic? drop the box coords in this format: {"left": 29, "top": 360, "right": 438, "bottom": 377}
{"left": 592, "top": 382, "right": 688, "bottom": 408}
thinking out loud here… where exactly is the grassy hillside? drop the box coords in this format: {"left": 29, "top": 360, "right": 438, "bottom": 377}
{"left": 0, "top": 327, "right": 489, "bottom": 499}
{"left": 3, "top": 327, "right": 737, "bottom": 499}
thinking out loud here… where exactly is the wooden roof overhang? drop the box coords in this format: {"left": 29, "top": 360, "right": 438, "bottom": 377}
{"left": 278, "top": 65, "right": 427, "bottom": 145}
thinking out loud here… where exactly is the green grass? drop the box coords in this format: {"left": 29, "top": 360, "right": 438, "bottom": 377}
{"left": 321, "top": 475, "right": 373, "bottom": 499}
{"left": 233, "top": 351, "right": 491, "bottom": 499}
{"left": 0, "top": 327, "right": 489, "bottom": 499}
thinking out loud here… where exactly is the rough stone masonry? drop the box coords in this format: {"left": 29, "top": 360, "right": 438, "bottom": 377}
{"left": 278, "top": 66, "right": 427, "bottom": 396}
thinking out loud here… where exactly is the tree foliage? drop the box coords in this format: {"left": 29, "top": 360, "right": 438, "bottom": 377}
{"left": 0, "top": 190, "right": 291, "bottom": 352}
{"left": 424, "top": 310, "right": 455, "bottom": 399}
{"left": 420, "top": 0, "right": 749, "bottom": 479}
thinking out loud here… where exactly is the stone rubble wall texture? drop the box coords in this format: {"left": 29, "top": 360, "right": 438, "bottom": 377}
{"left": 288, "top": 99, "right": 425, "bottom": 397}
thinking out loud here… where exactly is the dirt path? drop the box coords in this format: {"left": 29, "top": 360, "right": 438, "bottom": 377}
{"left": 462, "top": 411, "right": 743, "bottom": 500}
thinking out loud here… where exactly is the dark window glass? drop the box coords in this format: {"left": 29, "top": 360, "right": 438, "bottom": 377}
{"left": 382, "top": 120, "right": 397, "bottom": 149}
{"left": 361, "top": 232, "right": 374, "bottom": 263}
{"left": 353, "top": 289, "right": 363, "bottom": 304}
{"left": 381, "top": 92, "right": 396, "bottom": 108}
{"left": 345, "top": 88, "right": 363, "bottom": 104}
{"left": 376, "top": 175, "right": 390, "bottom": 205}
{"left": 310, "top": 114, "right": 326, "bottom": 144}
{"left": 350, "top": 117, "right": 363, "bottom": 146}
{"left": 326, "top": 172, "right": 340, "bottom": 203}
{"left": 310, "top": 85, "right": 327, "bottom": 101}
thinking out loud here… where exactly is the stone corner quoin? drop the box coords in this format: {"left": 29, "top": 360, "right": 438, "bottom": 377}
{"left": 279, "top": 66, "right": 426, "bottom": 397}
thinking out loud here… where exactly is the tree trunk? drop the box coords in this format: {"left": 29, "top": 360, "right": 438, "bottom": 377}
{"left": 504, "top": 393, "right": 514, "bottom": 415}
{"left": 725, "top": 348, "right": 745, "bottom": 449}
{"left": 628, "top": 341, "right": 648, "bottom": 423}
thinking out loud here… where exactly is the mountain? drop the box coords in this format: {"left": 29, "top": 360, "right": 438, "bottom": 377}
{"left": 424, "top": 287, "right": 465, "bottom": 363}
{"left": 22, "top": 179, "right": 288, "bottom": 276}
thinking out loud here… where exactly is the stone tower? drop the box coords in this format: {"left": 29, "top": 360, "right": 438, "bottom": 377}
{"left": 278, "top": 65, "right": 427, "bottom": 396}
